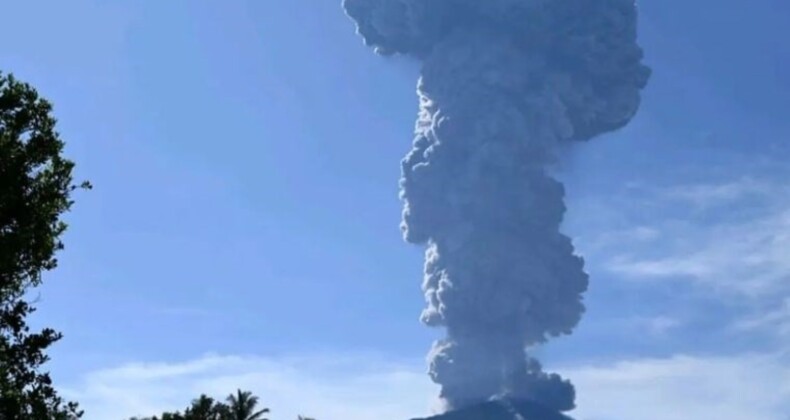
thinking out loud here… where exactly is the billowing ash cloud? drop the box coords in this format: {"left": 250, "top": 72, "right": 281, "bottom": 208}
{"left": 343, "top": 0, "right": 650, "bottom": 413}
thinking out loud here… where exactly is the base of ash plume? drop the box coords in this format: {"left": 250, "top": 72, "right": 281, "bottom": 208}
{"left": 411, "top": 398, "right": 574, "bottom": 420}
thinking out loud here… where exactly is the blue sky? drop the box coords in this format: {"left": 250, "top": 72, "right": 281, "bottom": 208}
{"left": 2, "top": 1, "right": 789, "bottom": 419}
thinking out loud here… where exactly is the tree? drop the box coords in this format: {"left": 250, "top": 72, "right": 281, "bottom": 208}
{"left": 128, "top": 390, "right": 274, "bottom": 420}
{"left": 225, "top": 389, "right": 270, "bottom": 420}
{"left": 184, "top": 394, "right": 230, "bottom": 420}
{"left": 0, "top": 72, "right": 88, "bottom": 418}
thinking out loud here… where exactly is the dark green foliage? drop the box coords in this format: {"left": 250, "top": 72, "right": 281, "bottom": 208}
{"left": 0, "top": 72, "right": 88, "bottom": 419}
{"left": 225, "top": 389, "right": 269, "bottom": 420}
{"left": 184, "top": 394, "right": 230, "bottom": 420}
{"left": 129, "top": 389, "right": 271, "bottom": 420}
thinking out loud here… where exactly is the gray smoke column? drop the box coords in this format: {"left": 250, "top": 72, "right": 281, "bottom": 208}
{"left": 343, "top": 0, "right": 650, "bottom": 413}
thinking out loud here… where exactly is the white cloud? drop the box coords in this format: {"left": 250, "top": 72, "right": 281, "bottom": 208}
{"left": 577, "top": 226, "right": 662, "bottom": 256}
{"left": 592, "top": 315, "right": 682, "bottom": 337}
{"left": 569, "top": 352, "right": 790, "bottom": 420}
{"left": 603, "top": 177, "right": 790, "bottom": 299}
{"left": 660, "top": 177, "right": 775, "bottom": 210}
{"left": 63, "top": 352, "right": 437, "bottom": 420}
{"left": 733, "top": 298, "right": 790, "bottom": 339}
{"left": 62, "top": 351, "right": 790, "bottom": 420}
{"left": 581, "top": 174, "right": 790, "bottom": 352}
{"left": 642, "top": 315, "right": 682, "bottom": 335}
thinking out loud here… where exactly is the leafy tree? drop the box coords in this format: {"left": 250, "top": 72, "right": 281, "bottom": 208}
{"left": 186, "top": 394, "right": 217, "bottom": 417}
{"left": 184, "top": 394, "right": 230, "bottom": 420}
{"left": 0, "top": 72, "right": 88, "bottom": 418}
{"left": 225, "top": 389, "right": 269, "bottom": 420}
{"left": 129, "top": 390, "right": 272, "bottom": 420}
{"left": 135, "top": 415, "right": 181, "bottom": 420}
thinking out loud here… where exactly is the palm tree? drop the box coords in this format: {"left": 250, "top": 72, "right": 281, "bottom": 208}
{"left": 224, "top": 389, "right": 270, "bottom": 420}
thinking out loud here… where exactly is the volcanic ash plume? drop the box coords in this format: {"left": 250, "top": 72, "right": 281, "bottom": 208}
{"left": 343, "top": 0, "right": 650, "bottom": 413}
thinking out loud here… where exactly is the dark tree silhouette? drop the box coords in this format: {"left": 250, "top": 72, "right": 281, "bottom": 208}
{"left": 225, "top": 389, "right": 270, "bottom": 420}
{"left": 184, "top": 394, "right": 231, "bottom": 420}
{"left": 128, "top": 389, "right": 275, "bottom": 420}
{"left": 0, "top": 72, "right": 88, "bottom": 419}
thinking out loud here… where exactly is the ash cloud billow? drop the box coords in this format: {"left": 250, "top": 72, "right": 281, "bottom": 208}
{"left": 343, "top": 0, "right": 650, "bottom": 414}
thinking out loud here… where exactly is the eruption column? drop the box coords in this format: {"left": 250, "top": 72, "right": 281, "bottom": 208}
{"left": 344, "top": 0, "right": 650, "bottom": 413}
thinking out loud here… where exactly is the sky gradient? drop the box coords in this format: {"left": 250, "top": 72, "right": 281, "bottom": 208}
{"left": 1, "top": 1, "right": 788, "bottom": 419}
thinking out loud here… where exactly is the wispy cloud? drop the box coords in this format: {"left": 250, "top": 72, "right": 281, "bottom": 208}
{"left": 569, "top": 171, "right": 790, "bottom": 350}
{"left": 603, "top": 177, "right": 790, "bottom": 299}
{"left": 659, "top": 176, "right": 776, "bottom": 210}
{"left": 640, "top": 315, "right": 682, "bottom": 336}
{"left": 63, "top": 352, "right": 436, "bottom": 420}
{"left": 569, "top": 352, "right": 790, "bottom": 420}
{"left": 577, "top": 226, "right": 662, "bottom": 256}
{"left": 62, "top": 351, "right": 790, "bottom": 420}
{"left": 733, "top": 298, "right": 790, "bottom": 339}
{"left": 590, "top": 315, "right": 683, "bottom": 338}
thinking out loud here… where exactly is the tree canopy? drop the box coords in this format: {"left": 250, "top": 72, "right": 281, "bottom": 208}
{"left": 127, "top": 389, "right": 321, "bottom": 420}
{"left": 128, "top": 389, "right": 280, "bottom": 420}
{"left": 0, "top": 72, "right": 87, "bottom": 419}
